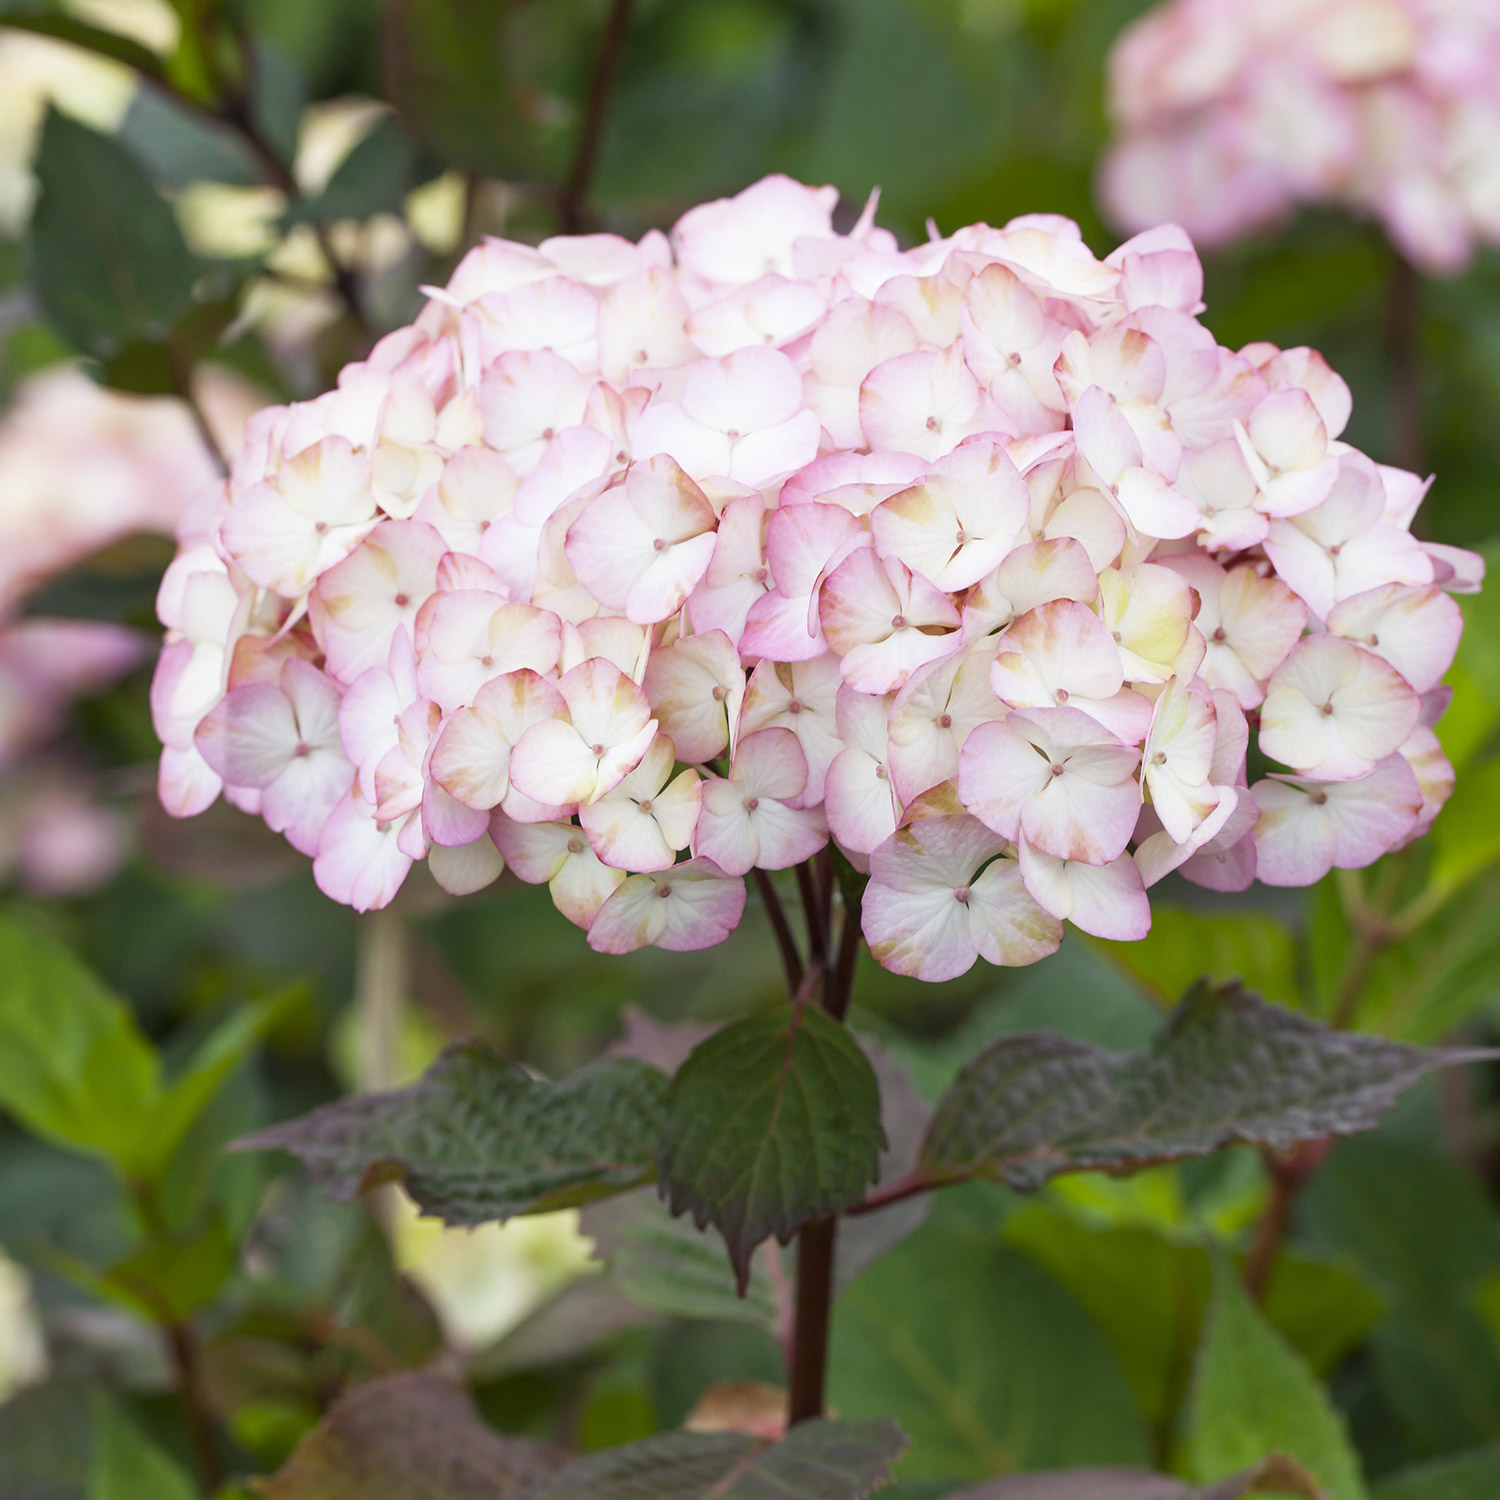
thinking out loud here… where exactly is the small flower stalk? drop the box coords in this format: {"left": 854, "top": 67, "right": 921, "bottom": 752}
{"left": 154, "top": 175, "right": 1479, "bottom": 979}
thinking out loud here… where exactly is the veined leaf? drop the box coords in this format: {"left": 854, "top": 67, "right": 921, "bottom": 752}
{"left": 658, "top": 1004, "right": 884, "bottom": 1292}
{"left": 920, "top": 981, "right": 1479, "bottom": 1192}
{"left": 938, "top": 1457, "right": 1320, "bottom": 1497}
{"left": 239, "top": 1043, "right": 668, "bottom": 1225}
{"left": 1184, "top": 1257, "right": 1366, "bottom": 1500}
{"left": 536, "top": 1419, "right": 906, "bottom": 1500}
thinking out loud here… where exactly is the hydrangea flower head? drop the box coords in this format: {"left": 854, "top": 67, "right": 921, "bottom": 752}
{"left": 1100, "top": 0, "right": 1500, "bottom": 273}
{"left": 154, "top": 175, "right": 1479, "bottom": 979}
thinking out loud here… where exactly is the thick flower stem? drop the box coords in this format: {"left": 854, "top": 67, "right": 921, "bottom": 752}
{"left": 165, "top": 1319, "right": 224, "bottom": 1493}
{"left": 558, "top": 0, "right": 636, "bottom": 233}
{"left": 785, "top": 885, "right": 863, "bottom": 1421}
{"left": 787, "top": 1216, "right": 838, "bottom": 1424}
{"left": 1243, "top": 1139, "right": 1331, "bottom": 1303}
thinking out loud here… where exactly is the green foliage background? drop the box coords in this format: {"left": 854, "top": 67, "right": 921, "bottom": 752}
{"left": 2, "top": 1, "right": 1500, "bottom": 1497}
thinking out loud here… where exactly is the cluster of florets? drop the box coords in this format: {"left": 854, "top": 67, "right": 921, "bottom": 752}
{"left": 153, "top": 174, "right": 1479, "bottom": 979}
{"left": 1101, "top": 0, "right": 1500, "bottom": 274}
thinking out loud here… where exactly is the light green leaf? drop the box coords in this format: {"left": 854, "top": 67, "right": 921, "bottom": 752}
{"left": 146, "top": 984, "right": 302, "bottom": 1176}
{"left": 88, "top": 1396, "right": 197, "bottom": 1500}
{"left": 659, "top": 1003, "right": 884, "bottom": 1291}
{"left": 829, "top": 1210, "right": 1149, "bottom": 1479}
{"left": 1004, "top": 1206, "right": 1382, "bottom": 1435}
{"left": 939, "top": 1458, "right": 1321, "bottom": 1498}
{"left": 27, "top": 109, "right": 201, "bottom": 359}
{"left": 1184, "top": 1257, "right": 1367, "bottom": 1500}
{"left": 239, "top": 1044, "right": 669, "bottom": 1225}
{"left": 1428, "top": 758, "right": 1500, "bottom": 897}
{"left": 0, "top": 915, "right": 159, "bottom": 1169}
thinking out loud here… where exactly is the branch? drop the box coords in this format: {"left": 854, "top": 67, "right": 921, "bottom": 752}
{"left": 752, "top": 868, "right": 804, "bottom": 995}
{"left": 558, "top": 0, "right": 636, "bottom": 233}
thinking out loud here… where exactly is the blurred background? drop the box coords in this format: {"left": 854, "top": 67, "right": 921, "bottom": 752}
{"left": 3, "top": 1, "right": 1500, "bottom": 1495}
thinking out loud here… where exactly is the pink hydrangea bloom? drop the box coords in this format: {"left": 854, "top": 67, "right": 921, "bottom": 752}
{"left": 153, "top": 175, "right": 1479, "bottom": 976}
{"left": 1100, "top": 0, "right": 1500, "bottom": 274}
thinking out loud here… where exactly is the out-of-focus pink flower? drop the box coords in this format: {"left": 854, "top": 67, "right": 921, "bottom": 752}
{"left": 149, "top": 175, "right": 1479, "bottom": 972}
{"left": 1101, "top": 0, "right": 1500, "bottom": 274}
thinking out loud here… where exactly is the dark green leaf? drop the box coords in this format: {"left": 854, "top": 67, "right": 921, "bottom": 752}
{"left": 659, "top": 1003, "right": 884, "bottom": 1291}
{"left": 829, "top": 1211, "right": 1149, "bottom": 1479}
{"left": 1372, "top": 1446, "right": 1500, "bottom": 1500}
{"left": 1183, "top": 1257, "right": 1365, "bottom": 1500}
{"left": 116, "top": 88, "right": 259, "bottom": 188}
{"left": 0, "top": 1380, "right": 91, "bottom": 1499}
{"left": 284, "top": 114, "right": 435, "bottom": 225}
{"left": 27, "top": 110, "right": 200, "bottom": 360}
{"left": 921, "top": 981, "right": 1479, "bottom": 1191}
{"left": 238, "top": 1043, "right": 668, "bottom": 1225}
{"left": 379, "top": 0, "right": 573, "bottom": 181}
{"left": 0, "top": 3, "right": 165, "bottom": 79}
{"left": 1301, "top": 1138, "right": 1500, "bottom": 1453}
{"left": 536, "top": 1419, "right": 906, "bottom": 1500}
{"left": 258, "top": 1373, "right": 567, "bottom": 1499}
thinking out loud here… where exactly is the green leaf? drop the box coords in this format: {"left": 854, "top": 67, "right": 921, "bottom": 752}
{"left": 238, "top": 1043, "right": 668, "bottom": 1224}
{"left": 582, "top": 1189, "right": 785, "bottom": 1333}
{"left": 1302, "top": 1138, "right": 1500, "bottom": 1452}
{"left": 42, "top": 1215, "right": 236, "bottom": 1325}
{"left": 1371, "top": 1446, "right": 1500, "bottom": 1500}
{"left": 88, "top": 1396, "right": 197, "bottom": 1500}
{"left": 659, "top": 1002, "right": 884, "bottom": 1291}
{"left": 146, "top": 983, "right": 302, "bottom": 1176}
{"left": 116, "top": 88, "right": 258, "bottom": 188}
{"left": 0, "top": 3, "right": 166, "bottom": 79}
{"left": 829, "top": 1209, "right": 1150, "bottom": 1479}
{"left": 0, "top": 1379, "right": 92, "bottom": 1498}
{"left": 536, "top": 1419, "right": 906, "bottom": 1500}
{"left": 1004, "top": 1206, "right": 1382, "bottom": 1435}
{"left": 920, "top": 981, "right": 1477, "bottom": 1191}
{"left": 1184, "top": 1257, "right": 1367, "bottom": 1500}
{"left": 258, "top": 1373, "right": 567, "bottom": 1499}
{"left": 284, "top": 114, "right": 434, "bottom": 225}
{"left": 0, "top": 914, "right": 159, "bottom": 1168}
{"left": 27, "top": 109, "right": 201, "bottom": 360}
{"left": 379, "top": 0, "right": 585, "bottom": 182}
{"left": 934, "top": 1459, "right": 1321, "bottom": 1497}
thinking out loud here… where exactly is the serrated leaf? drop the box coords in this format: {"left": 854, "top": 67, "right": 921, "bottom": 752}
{"left": 659, "top": 1004, "right": 884, "bottom": 1292}
{"left": 1184, "top": 1257, "right": 1366, "bottom": 1500}
{"left": 536, "top": 1419, "right": 906, "bottom": 1500}
{"left": 921, "top": 981, "right": 1478, "bottom": 1191}
{"left": 238, "top": 1043, "right": 668, "bottom": 1225}
{"left": 256, "top": 1374, "right": 567, "bottom": 1500}
{"left": 27, "top": 110, "right": 201, "bottom": 360}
